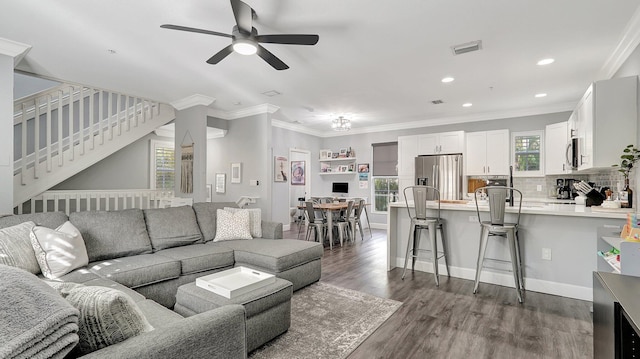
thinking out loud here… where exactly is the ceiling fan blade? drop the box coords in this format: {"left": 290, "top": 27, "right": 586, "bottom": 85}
{"left": 206, "top": 45, "right": 234, "bottom": 64}
{"left": 230, "top": 0, "right": 253, "bottom": 34}
{"left": 160, "top": 24, "right": 232, "bottom": 38}
{"left": 257, "top": 45, "right": 289, "bottom": 70}
{"left": 256, "top": 34, "right": 319, "bottom": 45}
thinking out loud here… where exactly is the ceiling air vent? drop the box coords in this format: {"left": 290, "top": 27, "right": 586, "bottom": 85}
{"left": 451, "top": 40, "right": 482, "bottom": 56}
{"left": 431, "top": 100, "right": 444, "bottom": 105}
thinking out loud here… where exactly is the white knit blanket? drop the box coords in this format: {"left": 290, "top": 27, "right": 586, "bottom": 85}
{"left": 0, "top": 265, "right": 79, "bottom": 359}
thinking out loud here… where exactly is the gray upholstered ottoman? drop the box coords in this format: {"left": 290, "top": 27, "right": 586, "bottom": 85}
{"left": 174, "top": 278, "right": 293, "bottom": 353}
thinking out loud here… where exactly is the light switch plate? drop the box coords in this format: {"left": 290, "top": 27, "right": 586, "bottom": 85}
{"left": 542, "top": 248, "right": 552, "bottom": 260}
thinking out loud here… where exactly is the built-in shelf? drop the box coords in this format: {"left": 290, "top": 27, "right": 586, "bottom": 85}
{"left": 319, "top": 172, "right": 357, "bottom": 176}
{"left": 319, "top": 157, "right": 357, "bottom": 162}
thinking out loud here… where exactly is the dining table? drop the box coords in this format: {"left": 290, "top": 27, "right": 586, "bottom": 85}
{"left": 299, "top": 201, "right": 371, "bottom": 247}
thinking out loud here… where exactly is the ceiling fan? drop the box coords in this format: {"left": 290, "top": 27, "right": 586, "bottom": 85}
{"left": 160, "top": 0, "right": 319, "bottom": 70}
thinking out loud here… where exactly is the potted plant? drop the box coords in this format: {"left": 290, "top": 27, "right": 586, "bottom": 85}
{"left": 612, "top": 144, "right": 640, "bottom": 208}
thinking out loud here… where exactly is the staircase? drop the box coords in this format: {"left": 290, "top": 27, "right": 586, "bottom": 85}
{"left": 13, "top": 83, "right": 175, "bottom": 209}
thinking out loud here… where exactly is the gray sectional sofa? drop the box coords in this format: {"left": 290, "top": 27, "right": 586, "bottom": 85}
{"left": 0, "top": 202, "right": 323, "bottom": 358}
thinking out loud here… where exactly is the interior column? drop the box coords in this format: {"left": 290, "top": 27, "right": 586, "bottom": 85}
{"left": 0, "top": 38, "right": 31, "bottom": 213}
{"left": 172, "top": 95, "right": 215, "bottom": 203}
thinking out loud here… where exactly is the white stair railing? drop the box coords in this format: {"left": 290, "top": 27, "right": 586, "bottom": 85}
{"left": 19, "top": 189, "right": 175, "bottom": 215}
{"left": 13, "top": 82, "right": 175, "bottom": 208}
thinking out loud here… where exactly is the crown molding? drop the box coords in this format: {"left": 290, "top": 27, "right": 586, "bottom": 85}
{"left": 170, "top": 94, "right": 216, "bottom": 111}
{"left": 208, "top": 103, "right": 279, "bottom": 120}
{"left": 0, "top": 37, "right": 31, "bottom": 67}
{"left": 274, "top": 102, "right": 575, "bottom": 138}
{"left": 272, "top": 119, "right": 324, "bottom": 137}
{"left": 598, "top": 6, "right": 640, "bottom": 80}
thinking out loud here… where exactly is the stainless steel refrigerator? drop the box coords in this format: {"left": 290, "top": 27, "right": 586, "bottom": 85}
{"left": 415, "top": 154, "right": 463, "bottom": 200}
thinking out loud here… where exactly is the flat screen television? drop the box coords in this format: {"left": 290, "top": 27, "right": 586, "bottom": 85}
{"left": 332, "top": 182, "right": 349, "bottom": 194}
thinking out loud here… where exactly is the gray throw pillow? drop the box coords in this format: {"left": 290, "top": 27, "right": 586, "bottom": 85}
{"left": 143, "top": 206, "right": 203, "bottom": 251}
{"left": 0, "top": 221, "right": 40, "bottom": 274}
{"left": 63, "top": 285, "right": 153, "bottom": 354}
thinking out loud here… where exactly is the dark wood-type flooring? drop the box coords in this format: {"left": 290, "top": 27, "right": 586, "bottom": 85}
{"left": 284, "top": 226, "right": 593, "bottom": 359}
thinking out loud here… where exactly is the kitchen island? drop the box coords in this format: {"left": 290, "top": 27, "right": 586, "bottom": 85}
{"left": 387, "top": 200, "right": 628, "bottom": 300}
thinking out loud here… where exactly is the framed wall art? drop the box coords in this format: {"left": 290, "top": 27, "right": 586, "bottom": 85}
{"left": 231, "top": 163, "right": 242, "bottom": 183}
{"left": 291, "top": 161, "right": 305, "bottom": 185}
{"left": 274, "top": 156, "right": 288, "bottom": 182}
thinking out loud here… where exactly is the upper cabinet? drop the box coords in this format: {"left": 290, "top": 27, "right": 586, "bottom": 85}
{"left": 465, "top": 129, "right": 510, "bottom": 176}
{"left": 417, "top": 131, "right": 464, "bottom": 155}
{"left": 571, "top": 76, "right": 638, "bottom": 171}
{"left": 545, "top": 121, "right": 571, "bottom": 175}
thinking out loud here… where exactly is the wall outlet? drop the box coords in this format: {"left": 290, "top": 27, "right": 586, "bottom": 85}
{"left": 250, "top": 180, "right": 259, "bottom": 186}
{"left": 537, "top": 185, "right": 542, "bottom": 192}
{"left": 542, "top": 248, "right": 552, "bottom": 261}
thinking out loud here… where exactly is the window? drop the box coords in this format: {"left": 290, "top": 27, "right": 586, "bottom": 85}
{"left": 150, "top": 140, "right": 175, "bottom": 190}
{"left": 373, "top": 177, "right": 399, "bottom": 212}
{"left": 511, "top": 131, "right": 544, "bottom": 177}
{"left": 372, "top": 142, "right": 398, "bottom": 213}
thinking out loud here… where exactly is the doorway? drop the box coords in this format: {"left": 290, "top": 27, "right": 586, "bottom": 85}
{"left": 288, "top": 148, "right": 311, "bottom": 231}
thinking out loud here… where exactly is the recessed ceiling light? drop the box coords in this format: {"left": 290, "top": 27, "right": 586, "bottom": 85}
{"left": 537, "top": 58, "right": 555, "bottom": 66}
{"left": 441, "top": 77, "right": 455, "bottom": 83}
{"left": 535, "top": 93, "right": 547, "bottom": 98}
{"left": 462, "top": 103, "right": 472, "bottom": 107}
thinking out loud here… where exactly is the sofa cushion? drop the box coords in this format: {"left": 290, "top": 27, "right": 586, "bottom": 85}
{"left": 224, "top": 207, "right": 262, "bottom": 238}
{"left": 0, "top": 221, "right": 40, "bottom": 274}
{"left": 155, "top": 244, "right": 234, "bottom": 275}
{"left": 214, "top": 209, "right": 252, "bottom": 241}
{"left": 143, "top": 206, "right": 203, "bottom": 251}
{"left": 0, "top": 212, "right": 68, "bottom": 230}
{"left": 57, "top": 268, "right": 102, "bottom": 284}
{"left": 212, "top": 239, "right": 324, "bottom": 272}
{"left": 88, "top": 254, "right": 181, "bottom": 288}
{"left": 63, "top": 285, "right": 153, "bottom": 355}
{"left": 70, "top": 209, "right": 152, "bottom": 262}
{"left": 30, "top": 221, "right": 89, "bottom": 279}
{"left": 82, "top": 278, "right": 147, "bottom": 303}
{"left": 192, "top": 202, "right": 239, "bottom": 242}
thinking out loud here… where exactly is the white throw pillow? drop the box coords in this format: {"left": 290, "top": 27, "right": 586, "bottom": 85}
{"left": 214, "top": 209, "right": 252, "bottom": 241}
{"left": 30, "top": 221, "right": 89, "bottom": 279}
{"left": 224, "top": 207, "right": 262, "bottom": 238}
{"left": 0, "top": 221, "right": 40, "bottom": 274}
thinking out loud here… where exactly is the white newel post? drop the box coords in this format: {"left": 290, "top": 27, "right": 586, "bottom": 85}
{"left": 0, "top": 38, "right": 31, "bottom": 213}
{"left": 171, "top": 95, "right": 215, "bottom": 203}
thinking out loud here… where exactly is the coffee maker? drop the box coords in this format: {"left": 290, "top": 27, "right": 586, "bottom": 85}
{"left": 556, "top": 178, "right": 577, "bottom": 199}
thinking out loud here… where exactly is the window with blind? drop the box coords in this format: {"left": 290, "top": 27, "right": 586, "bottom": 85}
{"left": 372, "top": 142, "right": 398, "bottom": 212}
{"left": 150, "top": 140, "right": 175, "bottom": 190}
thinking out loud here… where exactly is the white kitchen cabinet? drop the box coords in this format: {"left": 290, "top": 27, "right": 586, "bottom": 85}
{"left": 545, "top": 121, "right": 570, "bottom": 175}
{"left": 417, "top": 131, "right": 464, "bottom": 155}
{"left": 465, "top": 129, "right": 509, "bottom": 176}
{"left": 398, "top": 135, "right": 418, "bottom": 177}
{"left": 572, "top": 76, "right": 638, "bottom": 171}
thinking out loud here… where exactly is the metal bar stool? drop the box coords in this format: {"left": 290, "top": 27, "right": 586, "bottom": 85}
{"left": 473, "top": 186, "right": 525, "bottom": 303}
{"left": 402, "top": 186, "right": 449, "bottom": 286}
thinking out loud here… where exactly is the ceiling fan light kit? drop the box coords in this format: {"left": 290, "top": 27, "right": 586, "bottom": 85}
{"left": 332, "top": 117, "right": 351, "bottom": 131}
{"left": 160, "top": 0, "right": 318, "bottom": 70}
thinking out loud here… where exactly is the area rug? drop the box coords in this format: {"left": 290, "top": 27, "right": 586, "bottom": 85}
{"left": 249, "top": 282, "right": 402, "bottom": 359}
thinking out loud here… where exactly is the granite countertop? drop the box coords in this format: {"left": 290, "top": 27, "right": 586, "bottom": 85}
{"left": 390, "top": 199, "right": 632, "bottom": 219}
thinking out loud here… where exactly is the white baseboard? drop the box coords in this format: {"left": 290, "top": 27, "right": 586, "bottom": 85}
{"left": 370, "top": 223, "right": 386, "bottom": 229}
{"left": 394, "top": 257, "right": 592, "bottom": 301}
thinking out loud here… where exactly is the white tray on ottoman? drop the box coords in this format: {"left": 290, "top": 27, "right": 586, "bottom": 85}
{"left": 196, "top": 266, "right": 275, "bottom": 299}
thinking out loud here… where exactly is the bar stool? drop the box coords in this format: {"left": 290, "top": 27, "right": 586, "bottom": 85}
{"left": 402, "top": 186, "right": 449, "bottom": 286}
{"left": 473, "top": 186, "right": 525, "bottom": 303}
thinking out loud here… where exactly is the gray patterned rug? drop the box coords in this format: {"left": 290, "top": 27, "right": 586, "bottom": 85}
{"left": 249, "top": 282, "right": 402, "bottom": 359}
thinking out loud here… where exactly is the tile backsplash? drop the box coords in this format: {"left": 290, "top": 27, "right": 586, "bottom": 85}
{"left": 471, "top": 168, "right": 629, "bottom": 199}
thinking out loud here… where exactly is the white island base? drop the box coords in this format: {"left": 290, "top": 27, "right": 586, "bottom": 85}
{"left": 387, "top": 201, "right": 627, "bottom": 301}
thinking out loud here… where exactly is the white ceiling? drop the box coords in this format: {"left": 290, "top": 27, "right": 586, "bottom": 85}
{"left": 3, "top": 0, "right": 640, "bottom": 137}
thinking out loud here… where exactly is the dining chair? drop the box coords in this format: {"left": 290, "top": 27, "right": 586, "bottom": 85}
{"left": 304, "top": 201, "right": 328, "bottom": 247}
{"left": 332, "top": 200, "right": 354, "bottom": 246}
{"left": 348, "top": 198, "right": 366, "bottom": 241}
{"left": 402, "top": 186, "right": 449, "bottom": 286}
{"left": 473, "top": 186, "right": 524, "bottom": 303}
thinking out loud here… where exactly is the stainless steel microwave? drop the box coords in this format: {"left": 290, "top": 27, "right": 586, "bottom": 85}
{"left": 566, "top": 137, "right": 579, "bottom": 170}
